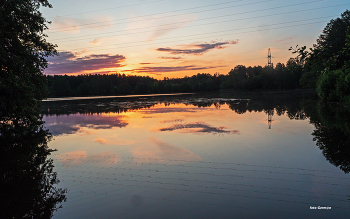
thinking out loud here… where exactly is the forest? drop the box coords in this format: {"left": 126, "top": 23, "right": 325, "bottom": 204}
{"left": 46, "top": 61, "right": 302, "bottom": 97}
{"left": 46, "top": 10, "right": 350, "bottom": 105}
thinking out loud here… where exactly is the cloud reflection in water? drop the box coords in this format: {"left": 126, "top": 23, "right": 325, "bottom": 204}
{"left": 158, "top": 122, "right": 240, "bottom": 134}
{"left": 43, "top": 114, "right": 128, "bottom": 136}
{"left": 57, "top": 151, "right": 119, "bottom": 167}
{"left": 93, "top": 137, "right": 135, "bottom": 145}
{"left": 131, "top": 137, "right": 202, "bottom": 165}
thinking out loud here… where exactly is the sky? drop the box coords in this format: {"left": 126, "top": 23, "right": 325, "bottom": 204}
{"left": 41, "top": 0, "right": 350, "bottom": 79}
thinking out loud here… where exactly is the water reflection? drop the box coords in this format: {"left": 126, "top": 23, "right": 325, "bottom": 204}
{"left": 158, "top": 121, "right": 239, "bottom": 134}
{"left": 131, "top": 137, "right": 202, "bottom": 165}
{"left": 42, "top": 91, "right": 350, "bottom": 174}
{"left": 305, "top": 101, "right": 350, "bottom": 174}
{"left": 44, "top": 114, "right": 128, "bottom": 136}
{"left": 0, "top": 117, "right": 66, "bottom": 218}
{"left": 41, "top": 91, "right": 350, "bottom": 174}
{"left": 57, "top": 151, "right": 119, "bottom": 167}
{"left": 40, "top": 91, "right": 350, "bottom": 218}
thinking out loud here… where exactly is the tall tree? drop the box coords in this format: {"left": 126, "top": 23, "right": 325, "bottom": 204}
{"left": 291, "top": 10, "right": 350, "bottom": 88}
{"left": 0, "top": 0, "right": 56, "bottom": 123}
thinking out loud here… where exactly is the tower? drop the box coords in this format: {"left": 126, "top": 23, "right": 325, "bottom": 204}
{"left": 267, "top": 48, "right": 273, "bottom": 67}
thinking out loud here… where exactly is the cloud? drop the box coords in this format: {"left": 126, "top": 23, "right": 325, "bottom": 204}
{"left": 131, "top": 137, "right": 202, "bottom": 164}
{"left": 158, "top": 121, "right": 240, "bottom": 134}
{"left": 89, "top": 38, "right": 101, "bottom": 45}
{"left": 160, "top": 118, "right": 184, "bottom": 123}
{"left": 158, "top": 56, "right": 183, "bottom": 60}
{"left": 275, "top": 36, "right": 296, "bottom": 44}
{"left": 127, "top": 13, "right": 198, "bottom": 41}
{"left": 149, "top": 14, "right": 198, "bottom": 40}
{"left": 51, "top": 15, "right": 113, "bottom": 33}
{"left": 45, "top": 51, "right": 126, "bottom": 75}
{"left": 123, "top": 65, "right": 219, "bottom": 74}
{"left": 156, "top": 40, "right": 238, "bottom": 55}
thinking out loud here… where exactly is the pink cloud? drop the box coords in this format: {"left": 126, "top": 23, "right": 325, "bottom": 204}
{"left": 123, "top": 65, "right": 220, "bottom": 74}
{"left": 45, "top": 51, "right": 126, "bottom": 75}
{"left": 156, "top": 40, "right": 238, "bottom": 55}
{"left": 158, "top": 56, "right": 183, "bottom": 60}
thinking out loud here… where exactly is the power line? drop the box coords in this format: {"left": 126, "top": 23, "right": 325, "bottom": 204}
{"left": 63, "top": 16, "right": 334, "bottom": 53}
{"left": 48, "top": 0, "right": 329, "bottom": 42}
{"left": 50, "top": 2, "right": 342, "bottom": 43}
{"left": 47, "top": 0, "right": 267, "bottom": 32}
{"left": 46, "top": 0, "right": 167, "bottom": 19}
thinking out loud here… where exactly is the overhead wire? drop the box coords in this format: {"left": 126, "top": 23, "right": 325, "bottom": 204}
{"left": 47, "top": 0, "right": 267, "bottom": 32}
{"left": 50, "top": 2, "right": 342, "bottom": 44}
{"left": 48, "top": 0, "right": 329, "bottom": 42}
{"left": 46, "top": 0, "right": 167, "bottom": 19}
{"left": 63, "top": 16, "right": 336, "bottom": 53}
{"left": 41, "top": 0, "right": 349, "bottom": 73}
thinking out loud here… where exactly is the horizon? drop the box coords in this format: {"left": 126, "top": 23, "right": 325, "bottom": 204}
{"left": 42, "top": 0, "right": 349, "bottom": 79}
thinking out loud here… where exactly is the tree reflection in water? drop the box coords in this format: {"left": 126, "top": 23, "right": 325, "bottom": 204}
{"left": 307, "top": 101, "right": 350, "bottom": 174}
{"left": 0, "top": 116, "right": 66, "bottom": 218}
{"left": 42, "top": 91, "right": 350, "bottom": 175}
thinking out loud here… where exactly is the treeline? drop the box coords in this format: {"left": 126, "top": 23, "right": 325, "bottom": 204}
{"left": 46, "top": 10, "right": 350, "bottom": 100}
{"left": 292, "top": 10, "right": 350, "bottom": 104}
{"left": 46, "top": 62, "right": 302, "bottom": 97}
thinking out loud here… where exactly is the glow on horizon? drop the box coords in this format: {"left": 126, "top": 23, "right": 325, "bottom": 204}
{"left": 41, "top": 0, "right": 350, "bottom": 79}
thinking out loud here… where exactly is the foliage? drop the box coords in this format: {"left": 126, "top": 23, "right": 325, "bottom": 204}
{"left": 0, "top": 0, "right": 56, "bottom": 122}
{"left": 46, "top": 63, "right": 303, "bottom": 97}
{"left": 316, "top": 68, "right": 350, "bottom": 103}
{"left": 290, "top": 10, "right": 350, "bottom": 96}
{"left": 0, "top": 1, "right": 66, "bottom": 216}
{"left": 316, "top": 69, "right": 343, "bottom": 102}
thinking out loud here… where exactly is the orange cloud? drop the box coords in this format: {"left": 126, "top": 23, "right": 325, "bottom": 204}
{"left": 123, "top": 65, "right": 221, "bottom": 74}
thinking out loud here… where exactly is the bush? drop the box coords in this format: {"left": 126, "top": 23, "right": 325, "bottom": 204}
{"left": 316, "top": 70, "right": 343, "bottom": 101}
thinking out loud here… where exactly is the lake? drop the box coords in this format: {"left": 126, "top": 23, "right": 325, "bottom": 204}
{"left": 40, "top": 91, "right": 350, "bottom": 219}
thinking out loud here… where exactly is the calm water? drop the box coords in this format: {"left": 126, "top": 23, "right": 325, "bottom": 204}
{"left": 41, "top": 92, "right": 350, "bottom": 219}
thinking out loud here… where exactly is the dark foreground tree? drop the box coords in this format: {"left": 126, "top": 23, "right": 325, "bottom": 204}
{"left": 0, "top": 0, "right": 56, "bottom": 123}
{"left": 0, "top": 1, "right": 66, "bottom": 217}
{"left": 290, "top": 10, "right": 350, "bottom": 89}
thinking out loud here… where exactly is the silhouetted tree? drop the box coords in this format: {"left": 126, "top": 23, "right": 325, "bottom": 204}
{"left": 291, "top": 10, "right": 350, "bottom": 91}
{"left": 1, "top": 0, "right": 57, "bottom": 122}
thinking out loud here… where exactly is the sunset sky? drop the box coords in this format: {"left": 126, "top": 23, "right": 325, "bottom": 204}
{"left": 42, "top": 0, "right": 349, "bottom": 79}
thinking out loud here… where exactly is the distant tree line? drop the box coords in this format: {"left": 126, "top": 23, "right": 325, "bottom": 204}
{"left": 46, "top": 62, "right": 303, "bottom": 97}
{"left": 46, "top": 10, "right": 350, "bottom": 101}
